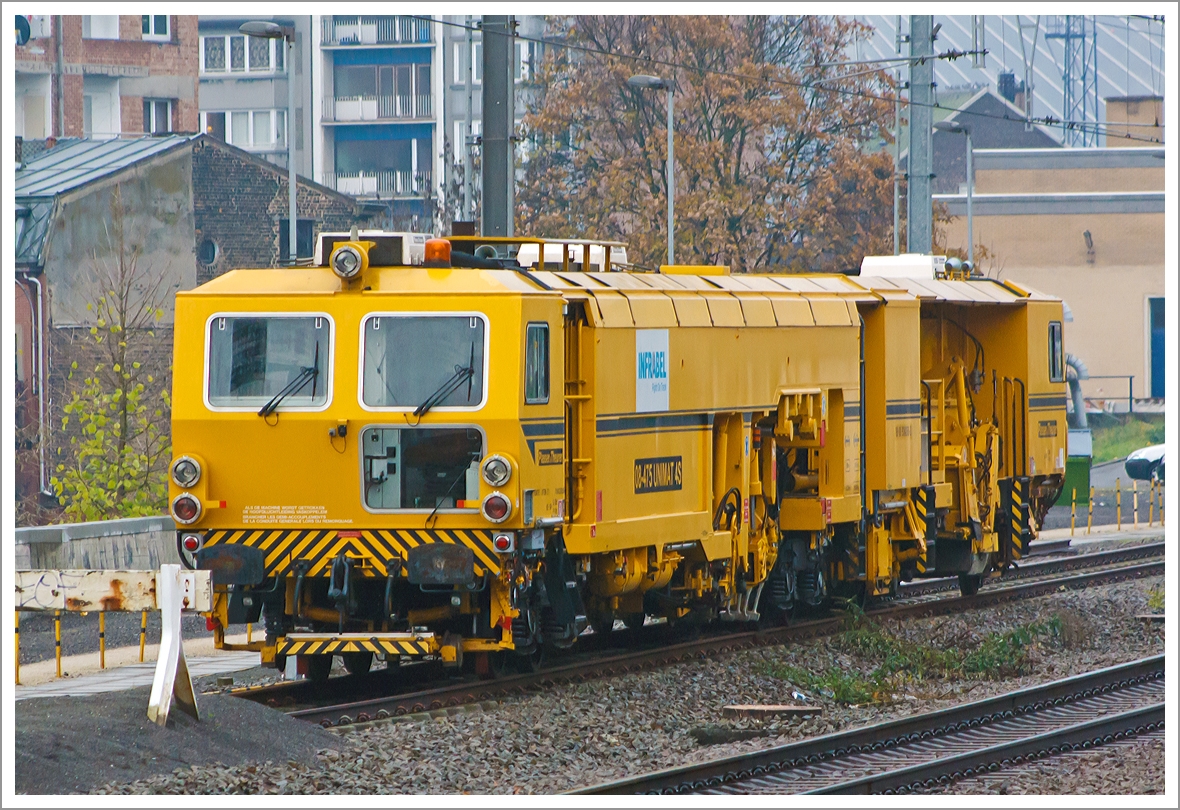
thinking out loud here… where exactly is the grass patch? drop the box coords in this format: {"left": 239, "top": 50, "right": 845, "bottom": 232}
{"left": 1090, "top": 414, "right": 1165, "bottom": 464}
{"left": 764, "top": 608, "right": 1065, "bottom": 705}
{"left": 1147, "top": 586, "right": 1164, "bottom": 613}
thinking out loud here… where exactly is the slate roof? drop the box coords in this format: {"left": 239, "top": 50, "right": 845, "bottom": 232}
{"left": 15, "top": 135, "right": 195, "bottom": 201}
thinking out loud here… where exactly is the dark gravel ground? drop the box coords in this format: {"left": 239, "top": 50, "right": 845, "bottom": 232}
{"left": 14, "top": 686, "right": 343, "bottom": 795}
{"left": 17, "top": 610, "right": 215, "bottom": 664}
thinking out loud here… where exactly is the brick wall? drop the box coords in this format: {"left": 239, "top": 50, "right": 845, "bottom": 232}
{"left": 15, "top": 15, "right": 198, "bottom": 138}
{"left": 192, "top": 137, "right": 377, "bottom": 284}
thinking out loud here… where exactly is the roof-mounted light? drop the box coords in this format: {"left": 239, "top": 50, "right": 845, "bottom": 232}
{"left": 330, "top": 242, "right": 369, "bottom": 279}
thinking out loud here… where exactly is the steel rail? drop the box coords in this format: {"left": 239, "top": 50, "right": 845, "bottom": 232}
{"left": 896, "top": 540, "right": 1163, "bottom": 598}
{"left": 268, "top": 555, "right": 1162, "bottom": 728}
{"left": 574, "top": 655, "right": 1165, "bottom": 794}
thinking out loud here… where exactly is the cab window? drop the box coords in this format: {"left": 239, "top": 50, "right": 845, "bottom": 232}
{"left": 207, "top": 315, "right": 329, "bottom": 408}
{"left": 525, "top": 323, "right": 549, "bottom": 404}
{"left": 362, "top": 314, "right": 486, "bottom": 409}
{"left": 1048, "top": 321, "right": 1064, "bottom": 383}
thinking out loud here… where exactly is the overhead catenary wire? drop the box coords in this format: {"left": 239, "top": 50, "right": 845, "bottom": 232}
{"left": 416, "top": 14, "right": 1164, "bottom": 144}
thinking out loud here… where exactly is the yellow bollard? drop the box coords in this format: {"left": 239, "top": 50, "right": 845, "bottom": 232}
{"left": 1088, "top": 485, "right": 1094, "bottom": 534}
{"left": 54, "top": 610, "right": 62, "bottom": 678}
{"left": 1149, "top": 479, "right": 1156, "bottom": 526}
{"left": 140, "top": 610, "right": 148, "bottom": 662}
{"left": 99, "top": 613, "right": 106, "bottom": 669}
{"left": 247, "top": 622, "right": 253, "bottom": 644}
{"left": 1161, "top": 482, "right": 1165, "bottom": 527}
{"left": 1070, "top": 488, "right": 1076, "bottom": 536}
{"left": 1116, "top": 478, "right": 1122, "bottom": 530}
{"left": 1133, "top": 481, "right": 1139, "bottom": 528}
{"left": 15, "top": 611, "right": 20, "bottom": 686}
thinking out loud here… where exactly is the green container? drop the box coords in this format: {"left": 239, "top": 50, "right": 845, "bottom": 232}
{"left": 1064, "top": 429, "right": 1093, "bottom": 504}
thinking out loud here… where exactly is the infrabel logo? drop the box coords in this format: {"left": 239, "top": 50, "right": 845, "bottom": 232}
{"left": 635, "top": 329, "right": 669, "bottom": 412}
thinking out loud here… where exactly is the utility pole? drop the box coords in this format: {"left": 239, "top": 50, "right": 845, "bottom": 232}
{"left": 894, "top": 16, "right": 905, "bottom": 255}
{"left": 463, "top": 15, "right": 474, "bottom": 220}
{"left": 480, "top": 15, "right": 515, "bottom": 236}
{"left": 906, "top": 15, "right": 934, "bottom": 257}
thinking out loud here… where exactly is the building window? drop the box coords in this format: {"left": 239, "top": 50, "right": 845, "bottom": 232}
{"left": 201, "top": 34, "right": 286, "bottom": 74}
{"left": 203, "top": 36, "right": 225, "bottom": 71}
{"left": 143, "top": 99, "right": 172, "bottom": 134}
{"left": 203, "top": 111, "right": 225, "bottom": 139}
{"left": 279, "top": 219, "right": 317, "bottom": 263}
{"left": 525, "top": 323, "right": 549, "bottom": 404}
{"left": 142, "top": 15, "right": 169, "bottom": 40}
{"left": 83, "top": 15, "right": 119, "bottom": 40}
{"left": 515, "top": 41, "right": 534, "bottom": 82}
{"left": 230, "top": 35, "right": 245, "bottom": 71}
{"left": 197, "top": 238, "right": 219, "bottom": 266}
{"left": 1048, "top": 321, "right": 1064, "bottom": 384}
{"left": 453, "top": 119, "right": 480, "bottom": 163}
{"left": 214, "top": 109, "right": 285, "bottom": 150}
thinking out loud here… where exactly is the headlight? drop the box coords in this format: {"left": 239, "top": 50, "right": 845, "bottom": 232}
{"left": 172, "top": 493, "right": 203, "bottom": 525}
{"left": 482, "top": 454, "right": 512, "bottom": 487}
{"left": 171, "top": 455, "right": 201, "bottom": 488}
{"left": 481, "top": 492, "right": 512, "bottom": 523}
{"left": 330, "top": 244, "right": 364, "bottom": 279}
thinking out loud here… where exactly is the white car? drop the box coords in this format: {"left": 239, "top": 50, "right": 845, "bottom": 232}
{"left": 1125, "top": 444, "right": 1165, "bottom": 482}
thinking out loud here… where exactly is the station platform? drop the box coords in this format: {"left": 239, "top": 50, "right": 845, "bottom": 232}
{"left": 15, "top": 629, "right": 258, "bottom": 701}
{"left": 1038, "top": 523, "right": 1167, "bottom": 543}
{"left": 15, "top": 651, "right": 259, "bottom": 701}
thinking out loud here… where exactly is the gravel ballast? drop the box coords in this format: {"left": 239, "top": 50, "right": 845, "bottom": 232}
{"left": 77, "top": 573, "right": 1165, "bottom": 796}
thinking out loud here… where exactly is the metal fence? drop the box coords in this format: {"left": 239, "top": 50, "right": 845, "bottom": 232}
{"left": 324, "top": 169, "right": 432, "bottom": 198}
{"left": 323, "top": 93, "right": 433, "bottom": 123}
{"left": 322, "top": 15, "right": 432, "bottom": 46}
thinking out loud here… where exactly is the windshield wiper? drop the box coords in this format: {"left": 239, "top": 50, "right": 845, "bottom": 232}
{"left": 258, "top": 342, "right": 320, "bottom": 417}
{"left": 413, "top": 343, "right": 476, "bottom": 418}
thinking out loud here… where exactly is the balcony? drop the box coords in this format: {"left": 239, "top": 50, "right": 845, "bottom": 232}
{"left": 325, "top": 169, "right": 433, "bottom": 198}
{"left": 322, "top": 16, "right": 432, "bottom": 47}
{"left": 324, "top": 94, "right": 433, "bottom": 123}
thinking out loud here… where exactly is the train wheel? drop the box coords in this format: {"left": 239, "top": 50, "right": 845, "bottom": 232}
{"left": 621, "top": 612, "right": 646, "bottom": 631}
{"left": 489, "top": 651, "right": 513, "bottom": 679}
{"left": 342, "top": 651, "right": 373, "bottom": 676}
{"left": 958, "top": 573, "right": 983, "bottom": 597}
{"left": 516, "top": 644, "right": 544, "bottom": 674}
{"left": 306, "top": 654, "right": 333, "bottom": 682}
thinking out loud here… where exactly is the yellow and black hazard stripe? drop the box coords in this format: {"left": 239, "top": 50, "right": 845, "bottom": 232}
{"left": 201, "top": 528, "right": 501, "bottom": 578}
{"left": 278, "top": 636, "right": 436, "bottom": 657}
{"left": 999, "top": 477, "right": 1032, "bottom": 563}
{"left": 1009, "top": 476, "right": 1032, "bottom": 561}
{"left": 912, "top": 485, "right": 937, "bottom": 575}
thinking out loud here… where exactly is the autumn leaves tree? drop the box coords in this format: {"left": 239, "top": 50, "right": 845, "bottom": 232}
{"left": 51, "top": 185, "right": 173, "bottom": 522}
{"left": 516, "top": 15, "right": 898, "bottom": 272}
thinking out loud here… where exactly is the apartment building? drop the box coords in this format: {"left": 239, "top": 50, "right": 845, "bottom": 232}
{"left": 196, "top": 16, "right": 315, "bottom": 178}
{"left": 15, "top": 14, "right": 199, "bottom": 140}
{"left": 311, "top": 14, "right": 443, "bottom": 229}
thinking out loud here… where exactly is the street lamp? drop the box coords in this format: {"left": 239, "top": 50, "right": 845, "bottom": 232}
{"left": 627, "top": 74, "right": 675, "bottom": 266}
{"left": 241, "top": 21, "right": 297, "bottom": 265}
{"left": 934, "top": 119, "right": 973, "bottom": 268}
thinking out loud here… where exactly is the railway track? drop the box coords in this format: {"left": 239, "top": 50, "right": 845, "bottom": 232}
{"left": 895, "top": 540, "right": 1163, "bottom": 599}
{"left": 231, "top": 542, "right": 1163, "bottom": 728}
{"left": 575, "top": 655, "right": 1165, "bottom": 794}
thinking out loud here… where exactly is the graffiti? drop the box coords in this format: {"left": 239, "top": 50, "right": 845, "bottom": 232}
{"left": 15, "top": 570, "right": 87, "bottom": 611}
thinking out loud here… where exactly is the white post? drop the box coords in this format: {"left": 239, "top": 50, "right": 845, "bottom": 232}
{"left": 147, "top": 565, "right": 199, "bottom": 726}
{"left": 966, "top": 129, "right": 974, "bottom": 267}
